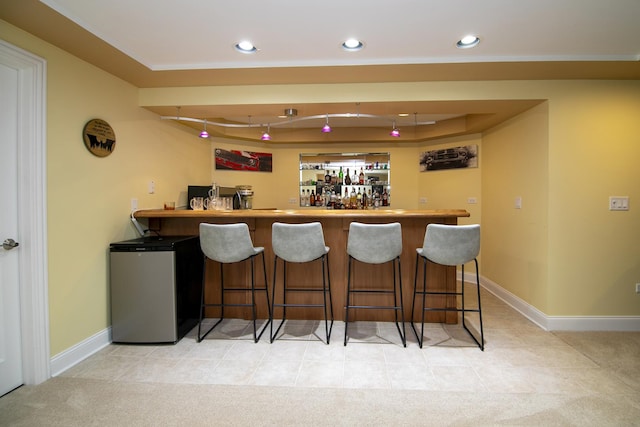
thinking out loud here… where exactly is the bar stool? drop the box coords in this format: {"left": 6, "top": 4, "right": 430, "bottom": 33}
{"left": 270, "top": 222, "right": 333, "bottom": 344}
{"left": 344, "top": 222, "right": 406, "bottom": 347}
{"left": 411, "top": 223, "right": 484, "bottom": 350}
{"left": 197, "top": 223, "right": 271, "bottom": 343}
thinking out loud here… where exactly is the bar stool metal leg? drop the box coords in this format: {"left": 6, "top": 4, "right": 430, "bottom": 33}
{"left": 343, "top": 255, "right": 354, "bottom": 346}
{"left": 322, "top": 255, "right": 334, "bottom": 343}
{"left": 392, "top": 257, "right": 407, "bottom": 346}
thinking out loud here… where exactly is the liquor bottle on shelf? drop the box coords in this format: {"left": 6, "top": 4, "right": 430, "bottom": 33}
{"left": 300, "top": 188, "right": 305, "bottom": 207}
{"left": 352, "top": 170, "right": 358, "bottom": 185}
{"left": 382, "top": 189, "right": 389, "bottom": 206}
{"left": 359, "top": 168, "right": 365, "bottom": 185}
{"left": 344, "top": 168, "right": 351, "bottom": 185}
{"left": 343, "top": 188, "right": 350, "bottom": 209}
{"left": 362, "top": 189, "right": 368, "bottom": 209}
{"left": 338, "top": 166, "right": 344, "bottom": 185}
{"left": 324, "top": 170, "right": 332, "bottom": 184}
{"left": 356, "top": 188, "right": 362, "bottom": 208}
{"left": 310, "top": 190, "right": 316, "bottom": 206}
{"left": 350, "top": 187, "right": 357, "bottom": 207}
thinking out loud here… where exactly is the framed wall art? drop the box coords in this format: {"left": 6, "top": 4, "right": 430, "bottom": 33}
{"left": 83, "top": 118, "right": 116, "bottom": 157}
{"left": 215, "top": 148, "right": 273, "bottom": 172}
{"left": 420, "top": 144, "right": 478, "bottom": 172}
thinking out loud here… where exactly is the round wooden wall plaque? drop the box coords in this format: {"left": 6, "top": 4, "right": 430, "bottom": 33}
{"left": 83, "top": 118, "right": 116, "bottom": 157}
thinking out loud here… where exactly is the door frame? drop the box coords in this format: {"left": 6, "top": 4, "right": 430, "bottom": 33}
{"left": 0, "top": 39, "right": 50, "bottom": 385}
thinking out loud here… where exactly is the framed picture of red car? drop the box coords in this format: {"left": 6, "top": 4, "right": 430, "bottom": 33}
{"left": 215, "top": 148, "right": 273, "bottom": 172}
{"left": 419, "top": 145, "right": 478, "bottom": 172}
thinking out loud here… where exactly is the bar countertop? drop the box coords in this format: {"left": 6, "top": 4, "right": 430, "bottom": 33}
{"left": 134, "top": 208, "right": 470, "bottom": 219}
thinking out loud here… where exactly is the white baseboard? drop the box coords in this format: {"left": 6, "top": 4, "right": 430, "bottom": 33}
{"left": 50, "top": 327, "right": 111, "bottom": 377}
{"left": 459, "top": 272, "right": 640, "bottom": 332}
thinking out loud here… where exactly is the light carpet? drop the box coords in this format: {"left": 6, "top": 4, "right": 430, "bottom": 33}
{"left": 2, "top": 375, "right": 640, "bottom": 426}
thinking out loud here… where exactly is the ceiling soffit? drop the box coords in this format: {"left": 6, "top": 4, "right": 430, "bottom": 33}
{"left": 145, "top": 100, "right": 544, "bottom": 144}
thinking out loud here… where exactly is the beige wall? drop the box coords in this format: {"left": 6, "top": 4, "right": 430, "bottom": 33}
{"left": 416, "top": 134, "right": 482, "bottom": 223}
{"left": 481, "top": 83, "right": 640, "bottom": 316}
{"left": 482, "top": 103, "right": 550, "bottom": 311}
{"left": 207, "top": 140, "right": 472, "bottom": 212}
{"left": 546, "top": 81, "right": 640, "bottom": 316}
{"left": 3, "top": 19, "right": 639, "bottom": 359}
{"left": 1, "top": 22, "right": 212, "bottom": 356}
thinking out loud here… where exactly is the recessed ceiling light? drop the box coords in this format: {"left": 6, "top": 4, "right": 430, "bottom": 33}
{"left": 235, "top": 41, "right": 257, "bottom": 54}
{"left": 342, "top": 38, "right": 364, "bottom": 51}
{"left": 398, "top": 113, "right": 409, "bottom": 117}
{"left": 456, "top": 35, "right": 480, "bottom": 49}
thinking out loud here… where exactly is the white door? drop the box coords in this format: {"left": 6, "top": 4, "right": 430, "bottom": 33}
{"left": 0, "top": 61, "right": 23, "bottom": 395}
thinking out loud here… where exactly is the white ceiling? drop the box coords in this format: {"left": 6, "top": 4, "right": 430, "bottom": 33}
{"left": 40, "top": 0, "right": 640, "bottom": 71}
{"left": 4, "top": 1, "right": 637, "bottom": 142}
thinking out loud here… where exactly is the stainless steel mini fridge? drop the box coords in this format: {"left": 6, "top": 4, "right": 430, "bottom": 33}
{"left": 109, "top": 236, "right": 203, "bottom": 344}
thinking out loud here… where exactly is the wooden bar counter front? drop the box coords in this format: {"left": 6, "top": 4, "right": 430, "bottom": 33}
{"left": 135, "top": 209, "right": 470, "bottom": 324}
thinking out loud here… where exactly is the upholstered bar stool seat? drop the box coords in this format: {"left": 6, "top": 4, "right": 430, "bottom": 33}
{"left": 411, "top": 223, "right": 484, "bottom": 350}
{"left": 271, "top": 222, "right": 333, "bottom": 344}
{"left": 197, "top": 223, "right": 271, "bottom": 343}
{"left": 344, "top": 222, "right": 406, "bottom": 347}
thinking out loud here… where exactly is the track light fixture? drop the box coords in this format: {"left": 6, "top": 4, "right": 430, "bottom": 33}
{"left": 199, "top": 119, "right": 209, "bottom": 138}
{"left": 161, "top": 111, "right": 435, "bottom": 141}
{"left": 321, "top": 114, "right": 332, "bottom": 133}
{"left": 261, "top": 124, "right": 271, "bottom": 141}
{"left": 390, "top": 121, "right": 400, "bottom": 137}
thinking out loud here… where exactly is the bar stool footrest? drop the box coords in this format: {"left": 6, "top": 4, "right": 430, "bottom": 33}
{"left": 348, "top": 289, "right": 396, "bottom": 294}
{"left": 346, "top": 305, "right": 403, "bottom": 310}
{"left": 203, "top": 302, "right": 255, "bottom": 308}
{"left": 274, "top": 303, "right": 326, "bottom": 308}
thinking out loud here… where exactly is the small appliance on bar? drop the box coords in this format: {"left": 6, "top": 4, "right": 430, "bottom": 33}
{"left": 234, "top": 185, "right": 253, "bottom": 210}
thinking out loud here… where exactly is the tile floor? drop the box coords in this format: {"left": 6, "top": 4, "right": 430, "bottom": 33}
{"left": 59, "top": 289, "right": 640, "bottom": 396}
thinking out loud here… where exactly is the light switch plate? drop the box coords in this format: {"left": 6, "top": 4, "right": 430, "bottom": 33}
{"left": 514, "top": 196, "right": 522, "bottom": 209}
{"left": 609, "top": 196, "right": 629, "bottom": 211}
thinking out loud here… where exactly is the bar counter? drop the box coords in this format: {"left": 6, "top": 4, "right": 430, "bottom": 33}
{"left": 135, "top": 208, "right": 470, "bottom": 323}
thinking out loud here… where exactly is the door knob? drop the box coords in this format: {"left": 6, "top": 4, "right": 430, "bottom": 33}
{"left": 2, "top": 238, "right": 19, "bottom": 250}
